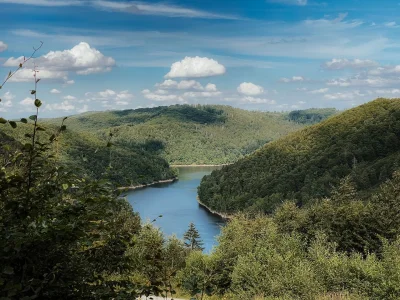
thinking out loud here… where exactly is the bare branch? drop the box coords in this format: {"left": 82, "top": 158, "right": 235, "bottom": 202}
{"left": 0, "top": 41, "right": 43, "bottom": 89}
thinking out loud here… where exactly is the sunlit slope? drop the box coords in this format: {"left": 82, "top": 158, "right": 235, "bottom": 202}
{"left": 46, "top": 105, "right": 308, "bottom": 165}
{"left": 198, "top": 99, "right": 400, "bottom": 213}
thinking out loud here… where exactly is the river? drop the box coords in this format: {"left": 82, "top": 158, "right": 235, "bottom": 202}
{"left": 126, "top": 166, "right": 225, "bottom": 253}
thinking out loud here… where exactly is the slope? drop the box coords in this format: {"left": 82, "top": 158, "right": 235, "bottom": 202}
{"left": 198, "top": 99, "right": 400, "bottom": 214}
{"left": 0, "top": 121, "right": 176, "bottom": 187}
{"left": 45, "top": 104, "right": 307, "bottom": 165}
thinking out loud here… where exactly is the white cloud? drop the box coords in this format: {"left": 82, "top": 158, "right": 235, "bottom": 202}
{"left": 165, "top": 56, "right": 226, "bottom": 78}
{"left": 327, "top": 76, "right": 400, "bottom": 88}
{"left": 375, "top": 89, "right": 400, "bottom": 95}
{"left": 0, "top": 0, "right": 82, "bottom": 6}
{"left": 177, "top": 80, "right": 204, "bottom": 90}
{"left": 280, "top": 76, "right": 305, "bottom": 83}
{"left": 157, "top": 79, "right": 178, "bottom": 88}
{"left": 322, "top": 58, "right": 379, "bottom": 70}
{"left": 385, "top": 22, "right": 398, "bottom": 28}
{"left": 205, "top": 83, "right": 217, "bottom": 92}
{"left": 85, "top": 89, "right": 134, "bottom": 107}
{"left": 93, "top": 1, "right": 239, "bottom": 19}
{"left": 324, "top": 90, "right": 364, "bottom": 100}
{"left": 65, "top": 80, "right": 75, "bottom": 85}
{"left": 77, "top": 104, "right": 89, "bottom": 113}
{"left": 46, "top": 100, "right": 75, "bottom": 111}
{"left": 309, "top": 88, "right": 329, "bottom": 94}
{"left": 19, "top": 97, "right": 34, "bottom": 106}
{"left": 0, "top": 41, "right": 8, "bottom": 52}
{"left": 267, "top": 0, "right": 307, "bottom": 5}
{"left": 183, "top": 91, "right": 222, "bottom": 98}
{"left": 240, "top": 96, "right": 276, "bottom": 104}
{"left": 0, "top": 91, "right": 14, "bottom": 112}
{"left": 50, "top": 88, "right": 61, "bottom": 94}
{"left": 4, "top": 42, "right": 115, "bottom": 82}
{"left": 63, "top": 95, "right": 76, "bottom": 100}
{"left": 143, "top": 92, "right": 184, "bottom": 102}
{"left": 237, "top": 82, "right": 264, "bottom": 96}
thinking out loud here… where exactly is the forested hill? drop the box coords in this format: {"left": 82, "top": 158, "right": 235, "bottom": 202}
{"left": 198, "top": 99, "right": 400, "bottom": 214}
{"left": 0, "top": 124, "right": 176, "bottom": 187}
{"left": 45, "top": 105, "right": 308, "bottom": 165}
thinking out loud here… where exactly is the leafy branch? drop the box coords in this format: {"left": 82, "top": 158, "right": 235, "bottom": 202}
{"left": 0, "top": 41, "right": 43, "bottom": 91}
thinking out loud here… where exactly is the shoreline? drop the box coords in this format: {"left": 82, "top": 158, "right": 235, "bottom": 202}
{"left": 119, "top": 177, "right": 178, "bottom": 191}
{"left": 197, "top": 197, "right": 233, "bottom": 220}
{"left": 171, "top": 164, "right": 231, "bottom": 167}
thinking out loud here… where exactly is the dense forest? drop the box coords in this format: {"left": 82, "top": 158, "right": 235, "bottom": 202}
{"left": 0, "top": 122, "right": 176, "bottom": 187}
{"left": 287, "top": 107, "right": 338, "bottom": 124}
{"left": 45, "top": 105, "right": 307, "bottom": 165}
{"left": 198, "top": 99, "right": 400, "bottom": 214}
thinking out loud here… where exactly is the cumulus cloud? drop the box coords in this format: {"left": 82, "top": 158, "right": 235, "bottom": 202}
{"left": 19, "top": 97, "right": 34, "bottom": 106}
{"left": 0, "top": 91, "right": 14, "bottom": 112}
{"left": 280, "top": 76, "right": 305, "bottom": 83}
{"left": 50, "top": 88, "right": 61, "bottom": 94}
{"left": 4, "top": 42, "right": 115, "bottom": 82}
{"left": 322, "top": 58, "right": 379, "bottom": 70}
{"left": 85, "top": 89, "right": 134, "bottom": 106}
{"left": 46, "top": 100, "right": 75, "bottom": 111}
{"left": 165, "top": 56, "right": 226, "bottom": 78}
{"left": 0, "top": 41, "right": 8, "bottom": 52}
{"left": 237, "top": 82, "right": 265, "bottom": 96}
{"left": 205, "top": 83, "right": 217, "bottom": 92}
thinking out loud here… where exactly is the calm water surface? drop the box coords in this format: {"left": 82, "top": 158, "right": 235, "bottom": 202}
{"left": 126, "top": 166, "right": 225, "bottom": 253}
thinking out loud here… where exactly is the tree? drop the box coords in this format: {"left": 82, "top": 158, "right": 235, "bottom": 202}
{"left": 183, "top": 223, "right": 204, "bottom": 251}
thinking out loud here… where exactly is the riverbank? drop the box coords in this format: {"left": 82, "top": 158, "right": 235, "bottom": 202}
{"left": 120, "top": 177, "right": 178, "bottom": 190}
{"left": 197, "top": 197, "right": 233, "bottom": 220}
{"left": 171, "top": 164, "right": 231, "bottom": 167}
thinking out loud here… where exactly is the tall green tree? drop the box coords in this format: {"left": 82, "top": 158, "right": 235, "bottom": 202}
{"left": 183, "top": 223, "right": 204, "bottom": 251}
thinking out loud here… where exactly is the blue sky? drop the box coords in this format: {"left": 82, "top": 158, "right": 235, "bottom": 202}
{"left": 1, "top": 0, "right": 400, "bottom": 118}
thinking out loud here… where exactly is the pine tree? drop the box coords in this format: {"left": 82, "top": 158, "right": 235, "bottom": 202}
{"left": 183, "top": 223, "right": 204, "bottom": 251}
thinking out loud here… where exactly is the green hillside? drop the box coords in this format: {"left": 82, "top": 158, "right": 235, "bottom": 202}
{"left": 45, "top": 104, "right": 306, "bottom": 165}
{"left": 0, "top": 122, "right": 176, "bottom": 187}
{"left": 198, "top": 99, "right": 400, "bottom": 214}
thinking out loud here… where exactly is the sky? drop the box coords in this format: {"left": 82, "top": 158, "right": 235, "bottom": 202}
{"left": 1, "top": 0, "right": 400, "bottom": 118}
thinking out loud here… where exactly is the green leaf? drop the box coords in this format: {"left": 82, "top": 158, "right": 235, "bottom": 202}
{"left": 107, "top": 142, "right": 113, "bottom": 147}
{"left": 0, "top": 118, "right": 7, "bottom": 124}
{"left": 20, "top": 118, "right": 28, "bottom": 123}
{"left": 29, "top": 115, "right": 37, "bottom": 121}
{"left": 30, "top": 90, "right": 36, "bottom": 95}
{"left": 24, "top": 133, "right": 32, "bottom": 138}
{"left": 60, "top": 125, "right": 67, "bottom": 131}
{"left": 8, "top": 121, "right": 17, "bottom": 129}
{"left": 62, "top": 183, "right": 69, "bottom": 190}
{"left": 34, "top": 99, "right": 42, "bottom": 108}
{"left": 3, "top": 266, "right": 14, "bottom": 275}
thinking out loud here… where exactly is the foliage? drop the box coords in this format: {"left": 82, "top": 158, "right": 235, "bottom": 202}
{"left": 44, "top": 104, "right": 306, "bottom": 165}
{"left": 183, "top": 222, "right": 204, "bottom": 251}
{"left": 287, "top": 108, "right": 338, "bottom": 124}
{"left": 199, "top": 99, "right": 400, "bottom": 214}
